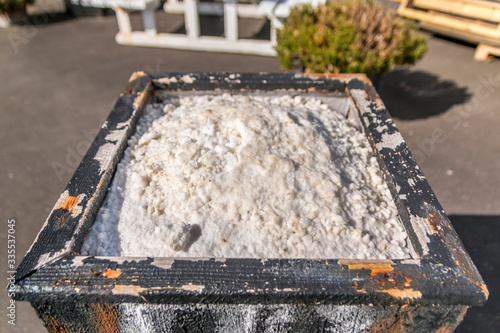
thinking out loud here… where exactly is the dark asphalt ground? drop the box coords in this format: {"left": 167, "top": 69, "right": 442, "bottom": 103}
{"left": 0, "top": 3, "right": 499, "bottom": 332}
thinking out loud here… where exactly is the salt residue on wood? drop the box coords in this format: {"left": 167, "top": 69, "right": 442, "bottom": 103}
{"left": 81, "top": 94, "right": 412, "bottom": 259}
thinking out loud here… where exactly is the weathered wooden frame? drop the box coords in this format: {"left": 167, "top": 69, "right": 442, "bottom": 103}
{"left": 13, "top": 73, "right": 488, "bottom": 331}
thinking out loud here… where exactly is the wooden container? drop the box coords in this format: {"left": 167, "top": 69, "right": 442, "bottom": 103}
{"left": 13, "top": 73, "right": 488, "bottom": 332}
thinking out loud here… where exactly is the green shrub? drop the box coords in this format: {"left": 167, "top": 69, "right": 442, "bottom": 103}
{"left": 275, "top": 0, "right": 428, "bottom": 75}
{"left": 0, "top": 0, "right": 34, "bottom": 14}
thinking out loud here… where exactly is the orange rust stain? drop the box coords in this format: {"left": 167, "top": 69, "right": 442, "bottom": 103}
{"left": 370, "top": 267, "right": 395, "bottom": 276}
{"left": 46, "top": 317, "right": 67, "bottom": 333}
{"left": 404, "top": 277, "right": 412, "bottom": 287}
{"left": 475, "top": 281, "right": 490, "bottom": 298}
{"left": 338, "top": 260, "right": 394, "bottom": 276}
{"left": 303, "top": 73, "right": 339, "bottom": 79}
{"left": 428, "top": 222, "right": 438, "bottom": 234}
{"left": 91, "top": 303, "right": 120, "bottom": 333}
{"left": 437, "top": 328, "right": 452, "bottom": 333}
{"left": 381, "top": 288, "right": 422, "bottom": 300}
{"left": 102, "top": 268, "right": 122, "bottom": 278}
{"left": 55, "top": 195, "right": 80, "bottom": 212}
{"left": 426, "top": 211, "right": 446, "bottom": 234}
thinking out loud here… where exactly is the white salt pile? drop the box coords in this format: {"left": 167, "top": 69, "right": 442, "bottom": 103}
{"left": 81, "top": 93, "right": 412, "bottom": 259}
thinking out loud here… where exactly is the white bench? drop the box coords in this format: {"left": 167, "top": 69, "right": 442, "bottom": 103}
{"left": 73, "top": 0, "right": 325, "bottom": 56}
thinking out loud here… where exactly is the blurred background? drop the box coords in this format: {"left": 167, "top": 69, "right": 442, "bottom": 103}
{"left": 0, "top": 0, "right": 499, "bottom": 331}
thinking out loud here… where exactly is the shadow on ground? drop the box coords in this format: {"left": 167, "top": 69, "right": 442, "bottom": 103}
{"left": 379, "top": 69, "right": 471, "bottom": 120}
{"left": 27, "top": 12, "right": 75, "bottom": 25}
{"left": 449, "top": 215, "right": 500, "bottom": 333}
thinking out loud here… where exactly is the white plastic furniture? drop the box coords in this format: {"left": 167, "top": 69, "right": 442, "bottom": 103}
{"left": 71, "top": 0, "right": 325, "bottom": 56}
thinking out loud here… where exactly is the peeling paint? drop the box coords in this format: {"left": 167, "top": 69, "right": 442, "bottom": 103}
{"left": 112, "top": 282, "right": 205, "bottom": 295}
{"left": 476, "top": 281, "right": 489, "bottom": 298}
{"left": 151, "top": 258, "right": 175, "bottom": 270}
{"left": 425, "top": 212, "right": 445, "bottom": 235}
{"left": 338, "top": 260, "right": 394, "bottom": 276}
{"left": 409, "top": 215, "right": 431, "bottom": 255}
{"left": 129, "top": 71, "right": 146, "bottom": 83}
{"left": 71, "top": 257, "right": 86, "bottom": 267}
{"left": 157, "top": 77, "right": 178, "bottom": 84}
{"left": 213, "top": 258, "right": 226, "bottom": 262}
{"left": 224, "top": 74, "right": 241, "bottom": 83}
{"left": 125, "top": 72, "right": 147, "bottom": 96}
{"left": 174, "top": 283, "right": 205, "bottom": 292}
{"left": 54, "top": 193, "right": 79, "bottom": 211}
{"left": 180, "top": 74, "right": 194, "bottom": 84}
{"left": 112, "top": 284, "right": 148, "bottom": 295}
{"left": 297, "top": 73, "right": 357, "bottom": 84}
{"left": 94, "top": 257, "right": 131, "bottom": 265}
{"left": 54, "top": 191, "right": 85, "bottom": 218}
{"left": 133, "top": 91, "right": 146, "bottom": 109}
{"left": 35, "top": 240, "right": 72, "bottom": 270}
{"left": 375, "top": 124, "right": 389, "bottom": 133}
{"left": 400, "top": 259, "right": 421, "bottom": 266}
{"left": 101, "top": 269, "right": 122, "bottom": 278}
{"left": 94, "top": 142, "right": 118, "bottom": 175}
{"left": 381, "top": 288, "right": 422, "bottom": 300}
{"left": 376, "top": 132, "right": 404, "bottom": 150}
{"left": 104, "top": 123, "right": 128, "bottom": 143}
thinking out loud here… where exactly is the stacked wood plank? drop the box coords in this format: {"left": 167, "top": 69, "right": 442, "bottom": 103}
{"left": 396, "top": 0, "right": 500, "bottom": 61}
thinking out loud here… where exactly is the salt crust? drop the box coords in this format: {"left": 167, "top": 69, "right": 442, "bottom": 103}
{"left": 82, "top": 94, "right": 412, "bottom": 259}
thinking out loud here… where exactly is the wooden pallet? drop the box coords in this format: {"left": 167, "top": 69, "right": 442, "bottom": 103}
{"left": 474, "top": 42, "right": 500, "bottom": 61}
{"left": 396, "top": 0, "right": 500, "bottom": 61}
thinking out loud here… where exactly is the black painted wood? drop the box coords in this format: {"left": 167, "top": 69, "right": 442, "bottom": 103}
{"left": 13, "top": 73, "right": 488, "bottom": 318}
